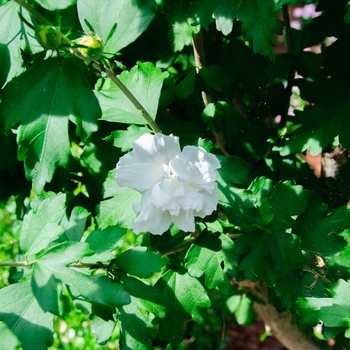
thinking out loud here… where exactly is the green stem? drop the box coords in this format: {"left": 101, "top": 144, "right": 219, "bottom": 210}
{"left": 15, "top": 0, "right": 52, "bottom": 25}
{"left": 0, "top": 261, "right": 31, "bottom": 267}
{"left": 160, "top": 238, "right": 196, "bottom": 256}
{"left": 14, "top": 0, "right": 162, "bottom": 134}
{"left": 104, "top": 67, "right": 162, "bottom": 133}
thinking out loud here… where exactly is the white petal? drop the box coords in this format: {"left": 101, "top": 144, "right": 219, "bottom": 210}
{"left": 169, "top": 157, "right": 189, "bottom": 182}
{"left": 132, "top": 133, "right": 181, "bottom": 165}
{"left": 134, "top": 207, "right": 172, "bottom": 235}
{"left": 172, "top": 209, "right": 195, "bottom": 232}
{"left": 195, "top": 186, "right": 220, "bottom": 217}
{"left": 116, "top": 162, "right": 163, "bottom": 192}
{"left": 179, "top": 146, "right": 220, "bottom": 191}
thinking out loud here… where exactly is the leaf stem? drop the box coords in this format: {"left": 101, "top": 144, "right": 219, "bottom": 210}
{"left": 160, "top": 238, "right": 196, "bottom": 256}
{"left": 14, "top": 0, "right": 162, "bottom": 134}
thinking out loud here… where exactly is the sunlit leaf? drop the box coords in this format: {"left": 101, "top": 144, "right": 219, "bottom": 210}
{"left": 95, "top": 62, "right": 169, "bottom": 124}
{"left": 78, "top": 0, "right": 156, "bottom": 54}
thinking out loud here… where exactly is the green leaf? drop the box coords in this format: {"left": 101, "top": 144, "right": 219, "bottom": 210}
{"left": 120, "top": 276, "right": 166, "bottom": 318}
{"left": 84, "top": 225, "right": 126, "bottom": 262}
{"left": 218, "top": 172, "right": 260, "bottom": 225}
{"left": 217, "top": 155, "right": 254, "bottom": 187}
{"left": 294, "top": 200, "right": 348, "bottom": 256}
{"left": 0, "top": 282, "right": 54, "bottom": 350}
{"left": 174, "top": 68, "right": 196, "bottom": 100}
{"left": 199, "top": 65, "right": 231, "bottom": 91}
{"left": 96, "top": 170, "right": 141, "bottom": 230}
{"left": 185, "top": 230, "right": 237, "bottom": 293}
{"left": 264, "top": 180, "right": 312, "bottom": 231}
{"left": 34, "top": 0, "right": 76, "bottom": 10}
{"left": 236, "top": 0, "right": 283, "bottom": 61}
{"left": 61, "top": 206, "right": 90, "bottom": 242}
{"left": 296, "top": 279, "right": 350, "bottom": 331}
{"left": 32, "top": 241, "right": 131, "bottom": 309}
{"left": 236, "top": 230, "right": 303, "bottom": 284}
{"left": 32, "top": 241, "right": 91, "bottom": 314}
{"left": 156, "top": 269, "right": 211, "bottom": 343}
{"left": 77, "top": 0, "right": 156, "bottom": 54}
{"left": 91, "top": 315, "right": 115, "bottom": 345}
{"left": 115, "top": 246, "right": 167, "bottom": 278}
{"left": 95, "top": 62, "right": 168, "bottom": 124}
{"left": 118, "top": 296, "right": 157, "bottom": 350}
{"left": 2, "top": 58, "right": 100, "bottom": 192}
{"left": 234, "top": 295, "right": 256, "bottom": 326}
{"left": 0, "top": 323, "right": 20, "bottom": 350}
{"left": 171, "top": 19, "right": 200, "bottom": 52}
{"left": 0, "top": 43, "right": 10, "bottom": 88}
{"left": 281, "top": 78, "right": 350, "bottom": 156}
{"left": 106, "top": 125, "right": 151, "bottom": 152}
{"left": 0, "top": 2, "right": 40, "bottom": 86}
{"left": 20, "top": 193, "right": 66, "bottom": 255}
{"left": 187, "top": 0, "right": 242, "bottom": 35}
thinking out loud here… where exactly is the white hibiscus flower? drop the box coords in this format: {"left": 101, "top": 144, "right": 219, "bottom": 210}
{"left": 116, "top": 133, "right": 221, "bottom": 235}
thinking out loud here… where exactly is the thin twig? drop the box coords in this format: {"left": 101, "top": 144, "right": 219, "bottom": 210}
{"left": 0, "top": 261, "right": 31, "bottom": 267}
{"left": 192, "top": 31, "right": 230, "bottom": 156}
{"left": 14, "top": 0, "right": 162, "bottom": 134}
{"left": 282, "top": 4, "right": 296, "bottom": 126}
{"left": 160, "top": 238, "right": 196, "bottom": 257}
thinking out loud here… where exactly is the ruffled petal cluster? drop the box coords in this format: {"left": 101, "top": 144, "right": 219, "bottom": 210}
{"left": 116, "top": 133, "right": 221, "bottom": 235}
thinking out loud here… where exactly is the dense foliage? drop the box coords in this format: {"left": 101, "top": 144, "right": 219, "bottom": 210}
{"left": 1, "top": 0, "right": 350, "bottom": 349}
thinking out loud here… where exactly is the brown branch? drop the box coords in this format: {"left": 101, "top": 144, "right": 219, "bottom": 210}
{"left": 192, "top": 31, "right": 230, "bottom": 156}
{"left": 236, "top": 279, "right": 320, "bottom": 350}
{"left": 282, "top": 4, "right": 296, "bottom": 126}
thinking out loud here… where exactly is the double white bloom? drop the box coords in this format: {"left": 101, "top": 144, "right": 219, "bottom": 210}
{"left": 115, "top": 133, "right": 221, "bottom": 235}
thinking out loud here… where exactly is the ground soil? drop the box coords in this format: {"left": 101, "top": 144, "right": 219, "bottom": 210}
{"left": 224, "top": 318, "right": 287, "bottom": 350}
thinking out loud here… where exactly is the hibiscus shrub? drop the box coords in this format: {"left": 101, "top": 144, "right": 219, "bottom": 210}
{"left": 1, "top": 0, "right": 350, "bottom": 349}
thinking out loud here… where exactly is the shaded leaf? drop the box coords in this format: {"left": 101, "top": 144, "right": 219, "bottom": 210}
{"left": 2, "top": 58, "right": 100, "bottom": 192}
{"left": 156, "top": 269, "right": 211, "bottom": 343}
{"left": 84, "top": 225, "right": 126, "bottom": 262}
{"left": 0, "top": 2, "right": 40, "bottom": 86}
{"left": 185, "top": 230, "right": 237, "bottom": 293}
{"left": 0, "top": 282, "right": 54, "bottom": 350}
{"left": 118, "top": 297, "right": 156, "bottom": 350}
{"left": 32, "top": 241, "right": 91, "bottom": 314}
{"left": 236, "top": 230, "right": 303, "bottom": 284}
{"left": 32, "top": 241, "right": 131, "bottom": 309}
{"left": 91, "top": 315, "right": 115, "bottom": 345}
{"left": 115, "top": 246, "right": 167, "bottom": 278}
{"left": 294, "top": 200, "right": 348, "bottom": 256}
{"left": 236, "top": 0, "right": 283, "bottom": 61}
{"left": 121, "top": 276, "right": 166, "bottom": 318}
{"left": 296, "top": 279, "right": 350, "bottom": 331}
{"left": 61, "top": 206, "right": 90, "bottom": 242}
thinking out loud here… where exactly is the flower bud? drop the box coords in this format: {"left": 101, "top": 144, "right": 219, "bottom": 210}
{"left": 75, "top": 34, "right": 104, "bottom": 61}
{"left": 35, "top": 25, "right": 63, "bottom": 50}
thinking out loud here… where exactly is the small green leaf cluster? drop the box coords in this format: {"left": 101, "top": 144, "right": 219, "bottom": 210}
{"left": 1, "top": 0, "right": 350, "bottom": 349}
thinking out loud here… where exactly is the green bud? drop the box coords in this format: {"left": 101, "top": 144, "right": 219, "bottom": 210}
{"left": 35, "top": 25, "right": 63, "bottom": 50}
{"left": 75, "top": 34, "right": 104, "bottom": 61}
